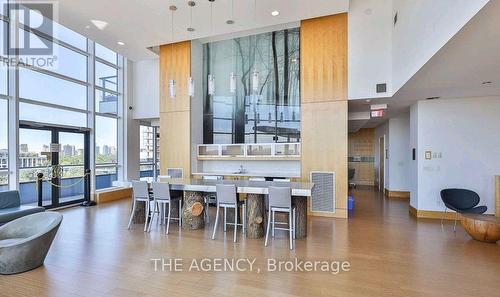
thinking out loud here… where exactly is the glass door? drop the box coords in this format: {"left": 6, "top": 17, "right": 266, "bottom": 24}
{"left": 58, "top": 131, "right": 87, "bottom": 205}
{"left": 19, "top": 125, "right": 90, "bottom": 208}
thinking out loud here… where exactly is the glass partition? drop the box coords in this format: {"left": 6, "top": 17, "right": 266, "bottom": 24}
{"left": 203, "top": 28, "right": 300, "bottom": 144}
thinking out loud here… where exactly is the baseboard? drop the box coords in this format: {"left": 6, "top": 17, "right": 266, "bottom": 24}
{"left": 309, "top": 209, "right": 348, "bottom": 218}
{"left": 385, "top": 189, "right": 410, "bottom": 199}
{"left": 409, "top": 205, "right": 459, "bottom": 220}
{"left": 95, "top": 187, "right": 132, "bottom": 204}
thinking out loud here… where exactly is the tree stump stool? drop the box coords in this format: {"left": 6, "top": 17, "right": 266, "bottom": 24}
{"left": 460, "top": 213, "right": 500, "bottom": 243}
{"left": 246, "top": 194, "right": 265, "bottom": 238}
{"left": 293, "top": 196, "right": 307, "bottom": 239}
{"left": 182, "top": 191, "right": 205, "bottom": 230}
{"left": 132, "top": 200, "right": 146, "bottom": 224}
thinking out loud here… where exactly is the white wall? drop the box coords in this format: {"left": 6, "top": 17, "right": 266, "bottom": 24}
{"left": 132, "top": 59, "right": 159, "bottom": 120}
{"left": 374, "top": 113, "right": 411, "bottom": 192}
{"left": 409, "top": 103, "right": 419, "bottom": 208}
{"left": 412, "top": 97, "right": 500, "bottom": 213}
{"left": 374, "top": 121, "right": 389, "bottom": 189}
{"left": 348, "top": 0, "right": 392, "bottom": 99}
{"left": 388, "top": 113, "right": 410, "bottom": 191}
{"left": 392, "top": 0, "right": 489, "bottom": 93}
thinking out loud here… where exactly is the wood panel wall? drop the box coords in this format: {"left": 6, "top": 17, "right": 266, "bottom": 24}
{"left": 348, "top": 128, "right": 375, "bottom": 185}
{"left": 159, "top": 41, "right": 191, "bottom": 176}
{"left": 300, "top": 14, "right": 348, "bottom": 218}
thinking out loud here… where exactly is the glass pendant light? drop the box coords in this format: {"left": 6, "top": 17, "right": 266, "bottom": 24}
{"left": 187, "top": 1, "right": 196, "bottom": 97}
{"left": 169, "top": 5, "right": 177, "bottom": 99}
{"left": 208, "top": 74, "right": 215, "bottom": 95}
{"left": 229, "top": 72, "right": 236, "bottom": 94}
{"left": 252, "top": 71, "right": 259, "bottom": 93}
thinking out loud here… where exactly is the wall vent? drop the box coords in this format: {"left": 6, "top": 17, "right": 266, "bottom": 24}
{"left": 310, "top": 171, "right": 335, "bottom": 213}
{"left": 376, "top": 83, "right": 387, "bottom": 93}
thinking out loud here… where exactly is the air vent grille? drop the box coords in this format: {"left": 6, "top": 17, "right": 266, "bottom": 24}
{"left": 310, "top": 171, "right": 335, "bottom": 213}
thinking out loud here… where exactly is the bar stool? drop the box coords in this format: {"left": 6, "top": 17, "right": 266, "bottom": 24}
{"left": 265, "top": 186, "right": 296, "bottom": 250}
{"left": 202, "top": 175, "right": 223, "bottom": 223}
{"left": 270, "top": 179, "right": 291, "bottom": 237}
{"left": 127, "top": 180, "right": 152, "bottom": 232}
{"left": 148, "top": 182, "right": 182, "bottom": 234}
{"left": 211, "top": 184, "right": 246, "bottom": 242}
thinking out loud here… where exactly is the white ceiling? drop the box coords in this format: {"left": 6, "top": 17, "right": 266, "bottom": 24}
{"left": 349, "top": 0, "right": 500, "bottom": 132}
{"left": 54, "top": 0, "right": 349, "bottom": 61}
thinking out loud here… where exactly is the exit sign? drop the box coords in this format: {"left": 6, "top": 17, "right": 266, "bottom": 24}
{"left": 371, "top": 109, "right": 385, "bottom": 118}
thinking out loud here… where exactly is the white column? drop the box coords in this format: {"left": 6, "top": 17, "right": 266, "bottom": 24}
{"left": 87, "top": 40, "right": 96, "bottom": 195}
{"left": 7, "top": 11, "right": 19, "bottom": 190}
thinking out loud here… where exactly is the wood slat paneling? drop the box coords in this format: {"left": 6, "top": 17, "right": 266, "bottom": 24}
{"left": 160, "top": 111, "right": 191, "bottom": 177}
{"left": 300, "top": 13, "right": 348, "bottom": 218}
{"left": 159, "top": 41, "right": 192, "bottom": 177}
{"left": 300, "top": 14, "right": 348, "bottom": 103}
{"left": 301, "top": 101, "right": 348, "bottom": 216}
{"left": 159, "top": 41, "right": 191, "bottom": 113}
{"left": 496, "top": 175, "right": 500, "bottom": 217}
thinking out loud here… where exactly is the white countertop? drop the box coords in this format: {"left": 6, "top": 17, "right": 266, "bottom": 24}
{"left": 191, "top": 171, "right": 300, "bottom": 178}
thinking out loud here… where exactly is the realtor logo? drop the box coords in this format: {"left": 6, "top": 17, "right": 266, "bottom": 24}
{"left": 4, "top": 2, "right": 54, "bottom": 55}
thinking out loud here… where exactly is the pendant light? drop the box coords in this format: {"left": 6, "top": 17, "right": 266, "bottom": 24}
{"left": 187, "top": 1, "right": 196, "bottom": 97}
{"left": 169, "top": 5, "right": 177, "bottom": 99}
{"left": 252, "top": 71, "right": 259, "bottom": 93}
{"left": 208, "top": 74, "right": 215, "bottom": 95}
{"left": 226, "top": 0, "right": 235, "bottom": 25}
{"left": 229, "top": 72, "right": 236, "bottom": 94}
{"left": 208, "top": 0, "right": 215, "bottom": 96}
{"left": 251, "top": 0, "right": 259, "bottom": 93}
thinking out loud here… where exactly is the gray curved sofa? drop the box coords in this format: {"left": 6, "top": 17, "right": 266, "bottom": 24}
{"left": 0, "top": 212, "right": 63, "bottom": 274}
{"left": 0, "top": 190, "right": 45, "bottom": 225}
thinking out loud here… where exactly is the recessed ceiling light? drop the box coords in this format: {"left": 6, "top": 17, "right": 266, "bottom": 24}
{"left": 271, "top": 10, "right": 280, "bottom": 16}
{"left": 226, "top": 20, "right": 234, "bottom": 25}
{"left": 90, "top": 19, "right": 108, "bottom": 30}
{"left": 117, "top": 41, "right": 125, "bottom": 46}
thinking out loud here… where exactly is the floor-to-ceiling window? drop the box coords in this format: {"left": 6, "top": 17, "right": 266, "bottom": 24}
{"left": 94, "top": 43, "right": 120, "bottom": 190}
{"left": 139, "top": 125, "right": 154, "bottom": 178}
{"left": 203, "top": 28, "right": 300, "bottom": 144}
{"left": 1, "top": 2, "right": 124, "bottom": 203}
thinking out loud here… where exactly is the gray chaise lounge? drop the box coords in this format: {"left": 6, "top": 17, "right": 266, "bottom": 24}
{"left": 0, "top": 212, "right": 63, "bottom": 274}
{"left": 0, "top": 190, "right": 45, "bottom": 225}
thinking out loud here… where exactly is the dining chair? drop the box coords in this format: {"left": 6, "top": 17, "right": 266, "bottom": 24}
{"left": 127, "top": 181, "right": 152, "bottom": 232}
{"left": 269, "top": 178, "right": 291, "bottom": 237}
{"left": 148, "top": 182, "right": 182, "bottom": 234}
{"left": 166, "top": 168, "right": 184, "bottom": 179}
{"left": 265, "top": 186, "right": 296, "bottom": 250}
{"left": 211, "top": 184, "right": 246, "bottom": 242}
{"left": 202, "top": 175, "right": 223, "bottom": 223}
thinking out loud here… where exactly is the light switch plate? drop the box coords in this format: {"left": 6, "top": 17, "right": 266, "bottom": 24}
{"left": 425, "top": 151, "right": 432, "bottom": 160}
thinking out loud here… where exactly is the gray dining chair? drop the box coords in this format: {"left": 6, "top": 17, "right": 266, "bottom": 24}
{"left": 211, "top": 184, "right": 246, "bottom": 242}
{"left": 127, "top": 181, "right": 152, "bottom": 232}
{"left": 148, "top": 182, "right": 182, "bottom": 234}
{"left": 202, "top": 175, "right": 223, "bottom": 223}
{"left": 166, "top": 168, "right": 184, "bottom": 179}
{"left": 269, "top": 178, "right": 291, "bottom": 237}
{"left": 265, "top": 186, "right": 296, "bottom": 250}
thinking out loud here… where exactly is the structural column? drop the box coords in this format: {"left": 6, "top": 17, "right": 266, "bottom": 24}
{"left": 300, "top": 14, "right": 349, "bottom": 218}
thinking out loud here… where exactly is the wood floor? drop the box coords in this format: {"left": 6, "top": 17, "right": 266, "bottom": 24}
{"left": 1, "top": 187, "right": 499, "bottom": 297}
